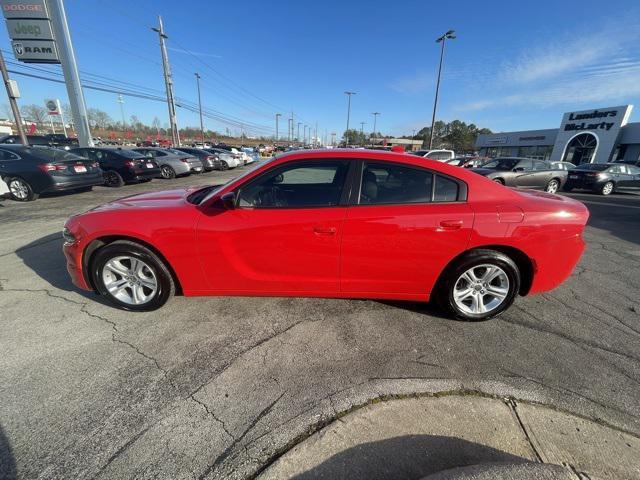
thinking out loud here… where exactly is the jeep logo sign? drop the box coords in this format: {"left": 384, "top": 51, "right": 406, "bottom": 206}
{"left": 6, "top": 18, "right": 55, "bottom": 40}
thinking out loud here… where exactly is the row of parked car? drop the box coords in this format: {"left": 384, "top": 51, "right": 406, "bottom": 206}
{"left": 0, "top": 143, "right": 260, "bottom": 201}
{"left": 439, "top": 155, "right": 640, "bottom": 195}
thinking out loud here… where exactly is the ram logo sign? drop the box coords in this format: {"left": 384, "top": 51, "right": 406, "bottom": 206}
{"left": 11, "top": 39, "right": 59, "bottom": 63}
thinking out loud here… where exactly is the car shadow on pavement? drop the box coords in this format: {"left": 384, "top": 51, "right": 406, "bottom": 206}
{"left": 15, "top": 233, "right": 107, "bottom": 305}
{"left": 289, "top": 434, "right": 531, "bottom": 480}
{"left": 0, "top": 425, "right": 17, "bottom": 480}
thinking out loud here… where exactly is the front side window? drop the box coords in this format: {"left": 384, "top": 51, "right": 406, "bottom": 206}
{"left": 516, "top": 159, "right": 533, "bottom": 171}
{"left": 238, "top": 161, "right": 349, "bottom": 208}
{"left": 533, "top": 161, "right": 549, "bottom": 171}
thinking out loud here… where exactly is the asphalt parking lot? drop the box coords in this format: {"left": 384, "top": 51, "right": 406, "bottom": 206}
{"left": 0, "top": 168, "right": 639, "bottom": 479}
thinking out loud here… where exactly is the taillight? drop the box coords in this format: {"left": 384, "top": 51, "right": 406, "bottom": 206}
{"left": 91, "top": 162, "right": 99, "bottom": 168}
{"left": 180, "top": 157, "right": 190, "bottom": 163}
{"left": 206, "top": 156, "right": 215, "bottom": 161}
{"left": 124, "top": 160, "right": 135, "bottom": 167}
{"left": 38, "top": 163, "right": 67, "bottom": 172}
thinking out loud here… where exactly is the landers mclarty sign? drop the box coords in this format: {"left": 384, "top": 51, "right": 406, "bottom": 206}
{"left": 564, "top": 109, "right": 618, "bottom": 132}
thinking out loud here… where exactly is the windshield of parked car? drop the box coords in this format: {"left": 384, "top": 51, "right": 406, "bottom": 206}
{"left": 575, "top": 164, "right": 609, "bottom": 171}
{"left": 482, "top": 158, "right": 519, "bottom": 170}
{"left": 24, "top": 146, "right": 85, "bottom": 161}
{"left": 166, "top": 148, "right": 186, "bottom": 155}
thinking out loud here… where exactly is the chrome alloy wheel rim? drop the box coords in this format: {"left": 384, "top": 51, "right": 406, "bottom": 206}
{"left": 161, "top": 165, "right": 172, "bottom": 178}
{"left": 453, "top": 264, "right": 509, "bottom": 315}
{"left": 9, "top": 179, "right": 28, "bottom": 199}
{"left": 546, "top": 180, "right": 559, "bottom": 194}
{"left": 102, "top": 256, "right": 158, "bottom": 305}
{"left": 603, "top": 182, "right": 613, "bottom": 195}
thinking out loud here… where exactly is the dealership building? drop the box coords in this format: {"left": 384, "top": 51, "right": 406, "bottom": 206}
{"left": 475, "top": 105, "right": 639, "bottom": 164}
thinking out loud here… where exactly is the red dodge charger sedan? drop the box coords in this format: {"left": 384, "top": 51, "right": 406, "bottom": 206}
{"left": 63, "top": 149, "right": 588, "bottom": 320}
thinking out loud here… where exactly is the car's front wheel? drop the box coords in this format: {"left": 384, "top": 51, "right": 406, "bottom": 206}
{"left": 219, "top": 161, "right": 229, "bottom": 171}
{"left": 436, "top": 249, "right": 520, "bottom": 321}
{"left": 91, "top": 240, "right": 175, "bottom": 311}
{"left": 160, "top": 165, "right": 176, "bottom": 179}
{"left": 104, "top": 170, "right": 124, "bottom": 187}
{"left": 7, "top": 177, "right": 38, "bottom": 201}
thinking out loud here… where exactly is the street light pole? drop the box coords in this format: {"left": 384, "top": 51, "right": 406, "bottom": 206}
{"left": 297, "top": 122, "right": 302, "bottom": 143}
{"left": 360, "top": 121, "right": 365, "bottom": 146}
{"left": 428, "top": 29, "right": 456, "bottom": 150}
{"left": 275, "top": 113, "right": 281, "bottom": 142}
{"left": 371, "top": 112, "right": 380, "bottom": 146}
{"left": 344, "top": 91, "right": 356, "bottom": 146}
{"left": 152, "top": 16, "right": 180, "bottom": 146}
{"left": 195, "top": 72, "right": 204, "bottom": 145}
{"left": 117, "top": 94, "right": 126, "bottom": 139}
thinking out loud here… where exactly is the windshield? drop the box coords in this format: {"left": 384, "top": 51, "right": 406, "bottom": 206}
{"left": 575, "top": 164, "right": 609, "bottom": 171}
{"left": 26, "top": 146, "right": 85, "bottom": 161}
{"left": 166, "top": 148, "right": 186, "bottom": 155}
{"left": 482, "top": 158, "right": 519, "bottom": 170}
{"left": 199, "top": 157, "right": 277, "bottom": 205}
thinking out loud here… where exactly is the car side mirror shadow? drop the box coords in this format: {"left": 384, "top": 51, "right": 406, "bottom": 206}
{"left": 220, "top": 192, "right": 236, "bottom": 210}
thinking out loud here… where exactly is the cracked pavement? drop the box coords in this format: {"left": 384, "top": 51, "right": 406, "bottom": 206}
{"left": 0, "top": 171, "right": 639, "bottom": 479}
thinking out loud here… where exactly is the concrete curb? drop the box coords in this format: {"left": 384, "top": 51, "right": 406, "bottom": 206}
{"left": 258, "top": 395, "right": 640, "bottom": 480}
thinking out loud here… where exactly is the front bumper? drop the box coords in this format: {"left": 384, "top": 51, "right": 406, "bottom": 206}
{"left": 63, "top": 239, "right": 91, "bottom": 291}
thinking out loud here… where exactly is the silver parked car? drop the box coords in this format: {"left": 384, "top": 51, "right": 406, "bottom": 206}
{"left": 205, "top": 148, "right": 240, "bottom": 170}
{"left": 132, "top": 148, "right": 203, "bottom": 179}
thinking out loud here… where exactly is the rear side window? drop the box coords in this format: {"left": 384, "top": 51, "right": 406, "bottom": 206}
{"left": 434, "top": 175, "right": 459, "bottom": 202}
{"left": 533, "top": 161, "right": 550, "bottom": 170}
{"left": 358, "top": 162, "right": 463, "bottom": 205}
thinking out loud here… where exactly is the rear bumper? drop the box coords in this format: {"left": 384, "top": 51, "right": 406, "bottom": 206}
{"left": 528, "top": 233, "right": 586, "bottom": 294}
{"left": 43, "top": 173, "right": 104, "bottom": 193}
{"left": 129, "top": 168, "right": 161, "bottom": 181}
{"left": 564, "top": 178, "right": 602, "bottom": 191}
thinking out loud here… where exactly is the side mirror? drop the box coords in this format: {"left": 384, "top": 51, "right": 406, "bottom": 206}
{"left": 220, "top": 191, "right": 236, "bottom": 210}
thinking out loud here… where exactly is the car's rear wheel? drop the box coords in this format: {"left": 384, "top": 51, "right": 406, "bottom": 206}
{"left": 545, "top": 178, "right": 560, "bottom": 194}
{"left": 104, "top": 170, "right": 124, "bottom": 188}
{"left": 91, "top": 240, "right": 175, "bottom": 311}
{"left": 220, "top": 161, "right": 229, "bottom": 171}
{"left": 7, "top": 177, "right": 38, "bottom": 201}
{"left": 160, "top": 165, "right": 176, "bottom": 179}
{"left": 600, "top": 181, "right": 614, "bottom": 196}
{"left": 436, "top": 249, "right": 520, "bottom": 321}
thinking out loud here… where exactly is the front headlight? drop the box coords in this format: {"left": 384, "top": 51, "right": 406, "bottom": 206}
{"left": 62, "top": 227, "right": 76, "bottom": 244}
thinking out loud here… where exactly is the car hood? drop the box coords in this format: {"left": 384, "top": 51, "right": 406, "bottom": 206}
{"left": 90, "top": 187, "right": 205, "bottom": 212}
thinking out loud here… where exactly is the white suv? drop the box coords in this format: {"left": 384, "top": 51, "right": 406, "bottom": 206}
{"left": 413, "top": 149, "right": 455, "bottom": 162}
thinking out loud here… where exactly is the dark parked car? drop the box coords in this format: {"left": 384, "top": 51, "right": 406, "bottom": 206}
{"left": 42, "top": 134, "right": 79, "bottom": 149}
{"left": 0, "top": 134, "right": 51, "bottom": 146}
{"left": 173, "top": 147, "right": 218, "bottom": 171}
{"left": 462, "top": 157, "right": 490, "bottom": 169}
{"left": 0, "top": 145, "right": 103, "bottom": 201}
{"left": 563, "top": 163, "right": 640, "bottom": 195}
{"left": 69, "top": 147, "right": 160, "bottom": 187}
{"left": 472, "top": 157, "right": 568, "bottom": 194}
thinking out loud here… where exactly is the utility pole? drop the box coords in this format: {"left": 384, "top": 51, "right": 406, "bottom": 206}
{"left": 303, "top": 125, "right": 307, "bottom": 144}
{"left": 360, "top": 121, "right": 366, "bottom": 146}
{"left": 0, "top": 49, "right": 27, "bottom": 145}
{"left": 153, "top": 16, "right": 180, "bottom": 146}
{"left": 47, "top": 0, "right": 93, "bottom": 147}
{"left": 331, "top": 132, "right": 336, "bottom": 146}
{"left": 117, "top": 94, "right": 126, "bottom": 139}
{"left": 371, "top": 112, "right": 380, "bottom": 146}
{"left": 429, "top": 29, "right": 456, "bottom": 149}
{"left": 275, "top": 113, "right": 281, "bottom": 142}
{"left": 297, "top": 122, "right": 302, "bottom": 143}
{"left": 314, "top": 122, "right": 317, "bottom": 148}
{"left": 344, "top": 91, "right": 356, "bottom": 146}
{"left": 195, "top": 73, "right": 205, "bottom": 145}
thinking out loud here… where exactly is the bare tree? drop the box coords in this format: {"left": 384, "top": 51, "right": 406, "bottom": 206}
{"left": 1, "top": 103, "right": 14, "bottom": 122}
{"left": 20, "top": 104, "right": 48, "bottom": 124}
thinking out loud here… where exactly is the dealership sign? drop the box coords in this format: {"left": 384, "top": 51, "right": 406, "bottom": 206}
{"left": 1, "top": 0, "right": 59, "bottom": 63}
{"left": 550, "top": 105, "right": 633, "bottom": 164}
{"left": 44, "top": 98, "right": 61, "bottom": 115}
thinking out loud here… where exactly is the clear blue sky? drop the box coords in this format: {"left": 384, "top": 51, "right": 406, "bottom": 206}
{"left": 2, "top": 0, "right": 640, "bottom": 138}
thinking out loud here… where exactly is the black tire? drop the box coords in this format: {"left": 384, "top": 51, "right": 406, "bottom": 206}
{"left": 545, "top": 178, "right": 560, "bottom": 194}
{"left": 435, "top": 249, "right": 521, "bottom": 321}
{"left": 91, "top": 240, "right": 175, "bottom": 312}
{"left": 104, "top": 170, "right": 124, "bottom": 188}
{"left": 600, "top": 181, "right": 614, "bottom": 196}
{"left": 160, "top": 165, "right": 176, "bottom": 179}
{"left": 219, "top": 161, "right": 229, "bottom": 171}
{"left": 6, "top": 177, "right": 38, "bottom": 201}
{"left": 74, "top": 186, "right": 93, "bottom": 193}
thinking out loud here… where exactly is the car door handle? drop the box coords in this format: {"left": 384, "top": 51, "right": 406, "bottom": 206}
{"left": 439, "top": 220, "right": 463, "bottom": 230}
{"left": 313, "top": 227, "right": 337, "bottom": 235}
